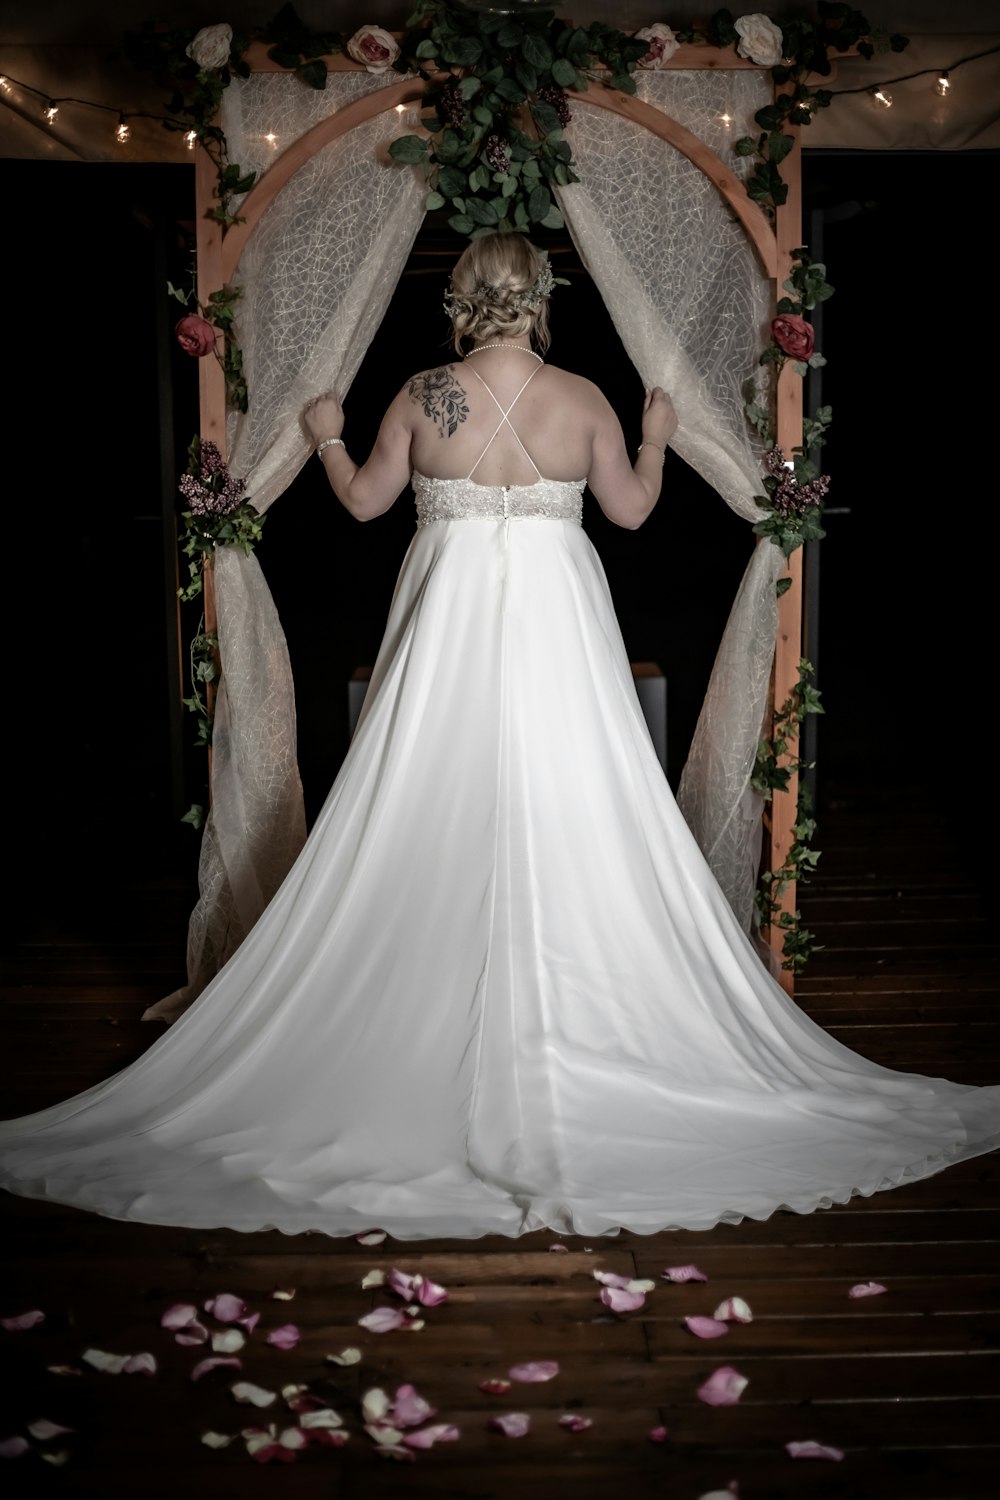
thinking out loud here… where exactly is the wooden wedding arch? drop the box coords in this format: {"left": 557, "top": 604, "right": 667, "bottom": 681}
{"left": 195, "top": 39, "right": 807, "bottom": 992}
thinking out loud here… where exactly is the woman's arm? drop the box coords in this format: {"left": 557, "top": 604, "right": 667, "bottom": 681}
{"left": 303, "top": 387, "right": 414, "bottom": 522}
{"left": 587, "top": 385, "right": 678, "bottom": 531}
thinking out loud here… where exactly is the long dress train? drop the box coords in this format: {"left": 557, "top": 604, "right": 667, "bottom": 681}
{"left": 1, "top": 444, "right": 999, "bottom": 1238}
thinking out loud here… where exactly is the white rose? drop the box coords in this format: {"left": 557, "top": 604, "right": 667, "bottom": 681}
{"left": 186, "top": 23, "right": 233, "bottom": 72}
{"left": 734, "top": 14, "right": 784, "bottom": 68}
{"left": 346, "top": 25, "right": 401, "bottom": 74}
{"left": 634, "top": 23, "right": 680, "bottom": 70}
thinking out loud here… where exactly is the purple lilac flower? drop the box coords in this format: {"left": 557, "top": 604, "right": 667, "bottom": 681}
{"left": 484, "top": 133, "right": 511, "bottom": 173}
{"left": 537, "top": 83, "right": 571, "bottom": 126}
{"left": 765, "top": 447, "right": 830, "bottom": 517}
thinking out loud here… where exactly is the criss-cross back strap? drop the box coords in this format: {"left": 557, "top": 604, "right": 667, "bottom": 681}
{"left": 464, "top": 362, "right": 544, "bottom": 482}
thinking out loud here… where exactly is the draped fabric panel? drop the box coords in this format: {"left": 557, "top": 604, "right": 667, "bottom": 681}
{"left": 146, "top": 75, "right": 426, "bottom": 1021}
{"left": 557, "top": 69, "right": 779, "bottom": 929}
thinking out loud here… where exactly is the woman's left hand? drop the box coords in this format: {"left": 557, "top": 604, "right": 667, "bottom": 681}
{"left": 304, "top": 391, "right": 344, "bottom": 446}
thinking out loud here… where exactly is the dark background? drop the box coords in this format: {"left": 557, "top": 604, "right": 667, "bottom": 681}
{"left": 2, "top": 148, "right": 996, "bottom": 934}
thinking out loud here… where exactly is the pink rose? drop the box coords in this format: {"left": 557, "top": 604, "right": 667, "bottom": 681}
{"left": 771, "top": 314, "right": 814, "bottom": 360}
{"left": 346, "top": 25, "right": 400, "bottom": 74}
{"left": 634, "top": 23, "right": 680, "bottom": 69}
{"left": 176, "top": 314, "right": 217, "bottom": 358}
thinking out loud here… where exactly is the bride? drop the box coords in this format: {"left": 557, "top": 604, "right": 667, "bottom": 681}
{"left": 1, "top": 232, "right": 998, "bottom": 1239}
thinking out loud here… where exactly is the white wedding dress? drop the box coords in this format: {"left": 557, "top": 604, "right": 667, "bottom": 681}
{"left": 2, "top": 371, "right": 999, "bottom": 1239}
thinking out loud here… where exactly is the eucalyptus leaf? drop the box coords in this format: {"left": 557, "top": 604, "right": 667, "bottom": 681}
{"left": 448, "top": 212, "right": 474, "bottom": 235}
{"left": 425, "top": 190, "right": 445, "bottom": 210}
{"left": 388, "top": 135, "right": 428, "bottom": 164}
{"left": 528, "top": 185, "right": 552, "bottom": 222}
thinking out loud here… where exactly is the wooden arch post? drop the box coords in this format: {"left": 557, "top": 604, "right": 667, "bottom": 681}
{"left": 193, "top": 42, "right": 804, "bottom": 992}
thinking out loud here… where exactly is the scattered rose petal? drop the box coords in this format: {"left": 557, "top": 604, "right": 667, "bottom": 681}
{"left": 160, "top": 1303, "right": 199, "bottom": 1331}
{"left": 82, "top": 1349, "right": 130, "bottom": 1374}
{"left": 714, "top": 1298, "right": 753, "bottom": 1324}
{"left": 355, "top": 1230, "right": 387, "bottom": 1246}
{"left": 786, "top": 1440, "right": 844, "bottom": 1461}
{"left": 307, "top": 1429, "right": 350, "bottom": 1447}
{"left": 46, "top": 1366, "right": 82, "bottom": 1377}
{"left": 201, "top": 1431, "right": 236, "bottom": 1449}
{"left": 326, "top": 1347, "right": 361, "bottom": 1366}
{"left": 549, "top": 1243, "right": 569, "bottom": 1252}
{"left": 593, "top": 1270, "right": 656, "bottom": 1293}
{"left": 123, "top": 1352, "right": 157, "bottom": 1376}
{"left": 648, "top": 1425, "right": 669, "bottom": 1443}
{"left": 211, "top": 1329, "right": 245, "bottom": 1354}
{"left": 600, "top": 1285, "right": 646, "bottom": 1313}
{"left": 375, "top": 1444, "right": 415, "bottom": 1461}
{"left": 386, "top": 1268, "right": 419, "bottom": 1302}
{"left": 204, "top": 1293, "right": 248, "bottom": 1324}
{"left": 266, "top": 1324, "right": 300, "bottom": 1351}
{"left": 0, "top": 1436, "right": 30, "bottom": 1458}
{"left": 362, "top": 1389, "right": 392, "bottom": 1424}
{"left": 490, "top": 1412, "right": 530, "bottom": 1437}
{"left": 365, "top": 1421, "right": 404, "bottom": 1445}
{"left": 403, "top": 1423, "right": 461, "bottom": 1448}
{"left": 1, "top": 1310, "right": 44, "bottom": 1331}
{"left": 361, "top": 1269, "right": 386, "bottom": 1289}
{"left": 41, "top": 1451, "right": 70, "bottom": 1467}
{"left": 191, "top": 1356, "right": 242, "bottom": 1382}
{"left": 392, "top": 1384, "right": 437, "bottom": 1428}
{"left": 849, "top": 1282, "right": 887, "bottom": 1299}
{"left": 231, "top": 1381, "right": 277, "bottom": 1408}
{"left": 240, "top": 1312, "right": 261, "bottom": 1334}
{"left": 697, "top": 1487, "right": 740, "bottom": 1499}
{"left": 359, "top": 1307, "right": 408, "bottom": 1334}
{"left": 271, "top": 1288, "right": 296, "bottom": 1302}
{"left": 416, "top": 1278, "right": 449, "bottom": 1307}
{"left": 558, "top": 1414, "right": 592, "bottom": 1432}
{"left": 278, "top": 1428, "right": 307, "bottom": 1450}
{"left": 299, "top": 1409, "right": 344, "bottom": 1431}
{"left": 508, "top": 1360, "right": 559, "bottom": 1383}
{"left": 663, "top": 1265, "right": 708, "bottom": 1283}
{"left": 685, "top": 1316, "right": 729, "bottom": 1339}
{"left": 175, "top": 1322, "right": 209, "bottom": 1346}
{"left": 479, "top": 1378, "right": 512, "bottom": 1395}
{"left": 697, "top": 1367, "right": 748, "bottom": 1407}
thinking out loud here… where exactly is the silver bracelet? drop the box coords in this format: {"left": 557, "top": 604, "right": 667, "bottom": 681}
{"left": 316, "top": 436, "right": 345, "bottom": 457}
{"left": 637, "top": 441, "right": 665, "bottom": 460}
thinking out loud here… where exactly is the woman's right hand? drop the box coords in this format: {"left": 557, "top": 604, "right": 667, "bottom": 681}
{"left": 642, "top": 387, "right": 678, "bottom": 450}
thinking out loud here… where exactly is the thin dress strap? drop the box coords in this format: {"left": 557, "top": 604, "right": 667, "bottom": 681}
{"left": 463, "top": 363, "right": 544, "bottom": 482}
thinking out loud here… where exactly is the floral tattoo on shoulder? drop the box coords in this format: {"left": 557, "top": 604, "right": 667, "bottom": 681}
{"left": 408, "top": 365, "right": 469, "bottom": 439}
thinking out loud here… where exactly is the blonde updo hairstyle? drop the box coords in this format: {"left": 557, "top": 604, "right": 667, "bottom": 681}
{"left": 447, "top": 232, "right": 552, "bottom": 356}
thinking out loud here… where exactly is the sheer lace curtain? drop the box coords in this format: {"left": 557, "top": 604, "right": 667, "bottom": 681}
{"left": 557, "top": 69, "right": 779, "bottom": 931}
{"left": 145, "top": 74, "right": 426, "bottom": 1022}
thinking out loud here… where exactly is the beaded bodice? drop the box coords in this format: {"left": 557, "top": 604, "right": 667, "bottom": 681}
{"left": 412, "top": 471, "right": 585, "bottom": 527}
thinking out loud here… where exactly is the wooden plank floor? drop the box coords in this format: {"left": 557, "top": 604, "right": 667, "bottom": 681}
{"left": 1, "top": 783, "right": 998, "bottom": 1499}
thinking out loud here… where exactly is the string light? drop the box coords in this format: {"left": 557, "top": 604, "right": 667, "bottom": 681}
{"left": 395, "top": 103, "right": 406, "bottom": 113}
{"left": 116, "top": 114, "right": 130, "bottom": 143}
{"left": 43, "top": 100, "right": 59, "bottom": 123}
{"left": 719, "top": 112, "right": 732, "bottom": 128}
{"left": 264, "top": 131, "right": 278, "bottom": 147}
{"left": 935, "top": 71, "right": 951, "bottom": 96}
{"left": 0, "top": 75, "right": 11, "bottom": 93}
{"left": 184, "top": 129, "right": 198, "bottom": 150}
{"left": 870, "top": 86, "right": 893, "bottom": 109}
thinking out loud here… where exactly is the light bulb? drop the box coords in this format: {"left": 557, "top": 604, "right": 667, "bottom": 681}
{"left": 185, "top": 129, "right": 198, "bottom": 150}
{"left": 44, "top": 101, "right": 59, "bottom": 122}
{"left": 935, "top": 71, "right": 950, "bottom": 96}
{"left": 0, "top": 75, "right": 11, "bottom": 93}
{"left": 116, "top": 116, "right": 130, "bottom": 144}
{"left": 871, "top": 87, "right": 893, "bottom": 109}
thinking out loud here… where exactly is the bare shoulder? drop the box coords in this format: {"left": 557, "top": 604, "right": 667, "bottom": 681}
{"left": 401, "top": 362, "right": 470, "bottom": 439}
{"left": 543, "top": 365, "right": 611, "bottom": 408}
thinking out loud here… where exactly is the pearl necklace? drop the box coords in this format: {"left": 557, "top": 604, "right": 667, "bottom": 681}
{"left": 465, "top": 342, "right": 543, "bottom": 362}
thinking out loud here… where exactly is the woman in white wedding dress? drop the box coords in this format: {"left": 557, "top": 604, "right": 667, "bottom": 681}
{"left": 1, "top": 233, "right": 998, "bottom": 1239}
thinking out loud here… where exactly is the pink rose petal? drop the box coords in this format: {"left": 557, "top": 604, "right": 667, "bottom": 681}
{"left": 548, "top": 1243, "right": 569, "bottom": 1253}
{"left": 417, "top": 1278, "right": 449, "bottom": 1307}
{"left": 239, "top": 1312, "right": 261, "bottom": 1334}
{"left": 594, "top": 1270, "right": 655, "bottom": 1292}
{"left": 160, "top": 1303, "right": 199, "bottom": 1330}
{"left": 713, "top": 1298, "right": 753, "bottom": 1324}
{"left": 359, "top": 1307, "right": 408, "bottom": 1334}
{"left": 508, "top": 1360, "right": 559, "bottom": 1383}
{"left": 375, "top": 1444, "right": 416, "bottom": 1461}
{"left": 192, "top": 1356, "right": 242, "bottom": 1382}
{"left": 123, "top": 1352, "right": 157, "bottom": 1376}
{"left": 204, "top": 1293, "right": 248, "bottom": 1324}
{"left": 386, "top": 1268, "right": 418, "bottom": 1301}
{"left": 786, "top": 1440, "right": 844, "bottom": 1461}
{"left": 271, "top": 1288, "right": 296, "bottom": 1301}
{"left": 403, "top": 1423, "right": 461, "bottom": 1449}
{"left": 648, "top": 1424, "right": 669, "bottom": 1443}
{"left": 27, "top": 1419, "right": 75, "bottom": 1441}
{"left": 848, "top": 1281, "right": 887, "bottom": 1299}
{"left": 355, "top": 1230, "right": 387, "bottom": 1246}
{"left": 266, "top": 1324, "right": 300, "bottom": 1350}
{"left": 697, "top": 1367, "right": 748, "bottom": 1406}
{"left": 306, "top": 1428, "right": 350, "bottom": 1447}
{"left": 600, "top": 1285, "right": 646, "bottom": 1313}
{"left": 392, "top": 1384, "right": 437, "bottom": 1428}
{"left": 685, "top": 1316, "right": 729, "bottom": 1339}
{"left": 175, "top": 1322, "right": 209, "bottom": 1346}
{"left": 479, "top": 1378, "right": 512, "bottom": 1395}
{"left": 1, "top": 1310, "right": 45, "bottom": 1331}
{"left": 558, "top": 1413, "right": 592, "bottom": 1432}
{"left": 489, "top": 1412, "right": 530, "bottom": 1437}
{"left": 0, "top": 1436, "right": 30, "bottom": 1458}
{"left": 662, "top": 1265, "right": 708, "bottom": 1283}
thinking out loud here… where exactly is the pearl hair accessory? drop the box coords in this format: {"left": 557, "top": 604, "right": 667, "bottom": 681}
{"left": 443, "top": 259, "right": 567, "bottom": 319}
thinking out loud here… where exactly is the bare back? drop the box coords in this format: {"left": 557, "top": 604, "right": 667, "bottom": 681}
{"left": 406, "top": 355, "right": 601, "bottom": 487}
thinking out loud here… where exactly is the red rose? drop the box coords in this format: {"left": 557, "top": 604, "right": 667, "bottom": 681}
{"left": 175, "top": 314, "right": 217, "bottom": 358}
{"left": 771, "top": 314, "right": 814, "bottom": 360}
